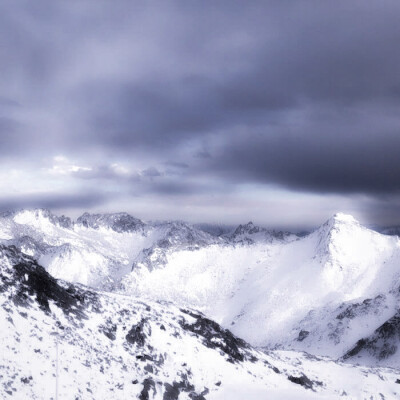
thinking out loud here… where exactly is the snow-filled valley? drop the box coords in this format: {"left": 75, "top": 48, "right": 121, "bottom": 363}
{"left": 2, "top": 208, "right": 400, "bottom": 398}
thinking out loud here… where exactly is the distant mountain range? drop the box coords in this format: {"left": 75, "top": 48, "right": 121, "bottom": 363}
{"left": 2, "top": 209, "right": 400, "bottom": 398}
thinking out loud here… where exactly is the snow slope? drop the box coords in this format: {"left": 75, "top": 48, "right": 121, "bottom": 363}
{"left": 2, "top": 209, "right": 400, "bottom": 368}
{"left": 121, "top": 213, "right": 400, "bottom": 367}
{"left": 1, "top": 244, "right": 399, "bottom": 399}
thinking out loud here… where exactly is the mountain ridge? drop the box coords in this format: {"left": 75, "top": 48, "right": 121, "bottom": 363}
{"left": 2, "top": 208, "right": 400, "bottom": 369}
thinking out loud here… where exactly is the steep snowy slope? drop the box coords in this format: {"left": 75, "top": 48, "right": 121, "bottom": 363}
{"left": 1, "top": 244, "right": 399, "bottom": 399}
{"left": 121, "top": 213, "right": 400, "bottom": 367}
{"left": 235, "top": 214, "right": 400, "bottom": 343}
{"left": 277, "top": 214, "right": 400, "bottom": 363}
{"left": 0, "top": 209, "right": 139, "bottom": 288}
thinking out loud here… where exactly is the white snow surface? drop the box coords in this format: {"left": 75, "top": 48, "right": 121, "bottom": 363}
{"left": 1, "top": 244, "right": 400, "bottom": 400}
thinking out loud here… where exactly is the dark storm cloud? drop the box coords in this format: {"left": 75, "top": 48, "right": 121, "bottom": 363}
{"left": 204, "top": 108, "right": 400, "bottom": 194}
{"left": 71, "top": 1, "right": 400, "bottom": 156}
{"left": 141, "top": 181, "right": 202, "bottom": 196}
{"left": 1, "top": 0, "right": 400, "bottom": 213}
{"left": 0, "top": 117, "right": 28, "bottom": 154}
{"left": 140, "top": 167, "right": 162, "bottom": 177}
{"left": 140, "top": 177, "right": 228, "bottom": 196}
{"left": 194, "top": 150, "right": 212, "bottom": 160}
{"left": 0, "top": 97, "right": 20, "bottom": 108}
{"left": 164, "top": 161, "right": 189, "bottom": 169}
{"left": 0, "top": 117, "right": 19, "bottom": 135}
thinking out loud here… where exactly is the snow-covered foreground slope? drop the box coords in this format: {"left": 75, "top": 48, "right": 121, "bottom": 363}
{"left": 1, "top": 245, "right": 400, "bottom": 400}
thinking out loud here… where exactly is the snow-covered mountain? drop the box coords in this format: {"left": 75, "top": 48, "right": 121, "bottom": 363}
{"left": 0, "top": 209, "right": 223, "bottom": 290}
{"left": 2, "top": 209, "right": 400, "bottom": 370}
{"left": 0, "top": 209, "right": 292, "bottom": 289}
{"left": 226, "top": 221, "right": 294, "bottom": 245}
{"left": 121, "top": 212, "right": 400, "bottom": 367}
{"left": 76, "top": 211, "right": 145, "bottom": 232}
{"left": 1, "top": 244, "right": 399, "bottom": 399}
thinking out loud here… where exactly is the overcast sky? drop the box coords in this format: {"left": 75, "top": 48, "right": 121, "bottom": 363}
{"left": 1, "top": 0, "right": 400, "bottom": 229}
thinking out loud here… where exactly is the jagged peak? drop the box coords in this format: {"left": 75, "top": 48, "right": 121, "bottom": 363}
{"left": 154, "top": 220, "right": 216, "bottom": 242}
{"left": 228, "top": 221, "right": 296, "bottom": 244}
{"left": 77, "top": 211, "right": 139, "bottom": 221}
{"left": 317, "top": 213, "right": 360, "bottom": 234}
{"left": 232, "top": 221, "right": 263, "bottom": 237}
{"left": 76, "top": 211, "right": 144, "bottom": 233}
{"left": 312, "top": 213, "right": 370, "bottom": 263}
{"left": 8, "top": 208, "right": 72, "bottom": 229}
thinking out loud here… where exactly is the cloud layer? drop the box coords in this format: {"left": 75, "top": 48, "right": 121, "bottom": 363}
{"left": 1, "top": 1, "right": 400, "bottom": 227}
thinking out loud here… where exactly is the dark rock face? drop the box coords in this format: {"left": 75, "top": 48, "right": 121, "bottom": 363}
{"left": 228, "top": 222, "right": 261, "bottom": 245}
{"left": 233, "top": 222, "right": 262, "bottom": 236}
{"left": 139, "top": 378, "right": 156, "bottom": 400}
{"left": 343, "top": 339, "right": 368, "bottom": 359}
{"left": 126, "top": 319, "right": 149, "bottom": 347}
{"left": 336, "top": 295, "right": 385, "bottom": 321}
{"left": 343, "top": 311, "right": 400, "bottom": 361}
{"left": 0, "top": 245, "right": 96, "bottom": 319}
{"left": 297, "top": 330, "right": 309, "bottom": 342}
{"left": 180, "top": 309, "right": 249, "bottom": 363}
{"left": 10, "top": 236, "right": 50, "bottom": 259}
{"left": 100, "top": 319, "right": 117, "bottom": 340}
{"left": 76, "top": 212, "right": 144, "bottom": 233}
{"left": 163, "top": 375, "right": 206, "bottom": 400}
{"left": 54, "top": 215, "right": 73, "bottom": 229}
{"left": 228, "top": 221, "right": 292, "bottom": 244}
{"left": 288, "top": 374, "right": 322, "bottom": 390}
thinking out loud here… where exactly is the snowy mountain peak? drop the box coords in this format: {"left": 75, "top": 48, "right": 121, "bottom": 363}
{"left": 232, "top": 221, "right": 262, "bottom": 236}
{"left": 152, "top": 220, "right": 217, "bottom": 245}
{"left": 76, "top": 212, "right": 144, "bottom": 233}
{"left": 314, "top": 213, "right": 361, "bottom": 256}
{"left": 228, "top": 221, "right": 295, "bottom": 245}
{"left": 329, "top": 212, "right": 358, "bottom": 225}
{"left": 316, "top": 213, "right": 361, "bottom": 241}
{"left": 306, "top": 212, "right": 400, "bottom": 305}
{"left": 8, "top": 208, "right": 72, "bottom": 229}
